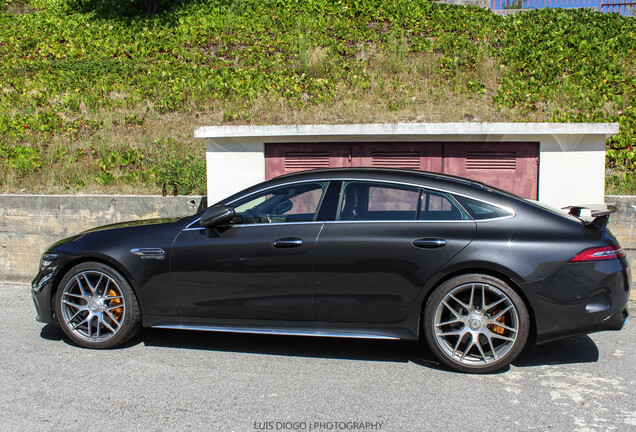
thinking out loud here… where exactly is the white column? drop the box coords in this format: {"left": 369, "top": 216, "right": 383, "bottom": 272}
{"left": 205, "top": 139, "right": 265, "bottom": 205}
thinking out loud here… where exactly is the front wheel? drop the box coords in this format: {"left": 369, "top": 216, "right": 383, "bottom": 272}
{"left": 423, "top": 274, "right": 529, "bottom": 374}
{"left": 55, "top": 262, "right": 141, "bottom": 349}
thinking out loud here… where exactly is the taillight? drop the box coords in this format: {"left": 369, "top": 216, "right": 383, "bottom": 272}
{"left": 568, "top": 245, "right": 625, "bottom": 263}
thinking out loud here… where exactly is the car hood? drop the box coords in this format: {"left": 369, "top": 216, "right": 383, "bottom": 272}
{"left": 44, "top": 217, "right": 185, "bottom": 254}
{"left": 81, "top": 217, "right": 183, "bottom": 234}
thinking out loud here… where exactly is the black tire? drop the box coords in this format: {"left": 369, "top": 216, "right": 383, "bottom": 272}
{"left": 423, "top": 274, "right": 529, "bottom": 374}
{"left": 54, "top": 262, "right": 141, "bottom": 349}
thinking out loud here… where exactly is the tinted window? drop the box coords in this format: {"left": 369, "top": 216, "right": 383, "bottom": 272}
{"left": 339, "top": 182, "right": 419, "bottom": 221}
{"left": 453, "top": 195, "right": 511, "bottom": 220}
{"left": 420, "top": 190, "right": 467, "bottom": 221}
{"left": 232, "top": 182, "right": 328, "bottom": 224}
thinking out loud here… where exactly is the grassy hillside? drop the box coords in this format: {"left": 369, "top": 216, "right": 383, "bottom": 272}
{"left": 1, "top": 0, "right": 635, "bottom": 194}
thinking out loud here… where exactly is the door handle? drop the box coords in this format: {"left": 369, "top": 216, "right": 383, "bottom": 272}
{"left": 272, "top": 238, "right": 303, "bottom": 248}
{"left": 412, "top": 238, "right": 447, "bottom": 249}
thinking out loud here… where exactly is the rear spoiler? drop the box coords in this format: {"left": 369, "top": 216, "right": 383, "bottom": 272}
{"left": 562, "top": 205, "right": 617, "bottom": 229}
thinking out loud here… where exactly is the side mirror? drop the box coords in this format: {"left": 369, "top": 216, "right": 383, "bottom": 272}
{"left": 200, "top": 205, "right": 236, "bottom": 228}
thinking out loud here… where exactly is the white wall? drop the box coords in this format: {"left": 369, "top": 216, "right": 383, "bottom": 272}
{"left": 538, "top": 134, "right": 607, "bottom": 208}
{"left": 205, "top": 139, "right": 265, "bottom": 205}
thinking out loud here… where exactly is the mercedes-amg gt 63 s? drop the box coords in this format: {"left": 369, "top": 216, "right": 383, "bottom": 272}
{"left": 32, "top": 168, "right": 630, "bottom": 373}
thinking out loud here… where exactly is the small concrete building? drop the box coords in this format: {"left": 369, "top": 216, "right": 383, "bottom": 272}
{"left": 195, "top": 122, "right": 619, "bottom": 208}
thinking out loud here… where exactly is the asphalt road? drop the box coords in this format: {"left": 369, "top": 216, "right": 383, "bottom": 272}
{"left": 2, "top": 282, "right": 636, "bottom": 432}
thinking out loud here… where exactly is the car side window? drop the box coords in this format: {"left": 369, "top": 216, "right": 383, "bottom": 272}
{"left": 453, "top": 195, "right": 511, "bottom": 220}
{"left": 420, "top": 190, "right": 468, "bottom": 221}
{"left": 338, "top": 181, "right": 419, "bottom": 221}
{"left": 232, "top": 182, "right": 328, "bottom": 224}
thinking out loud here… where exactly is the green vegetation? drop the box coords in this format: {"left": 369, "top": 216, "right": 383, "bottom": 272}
{"left": 1, "top": 0, "right": 635, "bottom": 194}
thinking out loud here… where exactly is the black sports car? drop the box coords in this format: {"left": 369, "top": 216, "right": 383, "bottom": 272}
{"left": 32, "top": 168, "right": 630, "bottom": 373}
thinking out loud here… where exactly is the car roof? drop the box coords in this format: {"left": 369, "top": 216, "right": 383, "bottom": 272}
{"left": 274, "top": 167, "right": 485, "bottom": 188}
{"left": 266, "top": 167, "right": 500, "bottom": 198}
{"left": 217, "top": 167, "right": 522, "bottom": 207}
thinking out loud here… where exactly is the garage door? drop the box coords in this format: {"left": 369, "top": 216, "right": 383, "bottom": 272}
{"left": 350, "top": 142, "right": 442, "bottom": 172}
{"left": 443, "top": 142, "right": 539, "bottom": 199}
{"left": 265, "top": 143, "right": 350, "bottom": 178}
{"left": 265, "top": 142, "right": 539, "bottom": 199}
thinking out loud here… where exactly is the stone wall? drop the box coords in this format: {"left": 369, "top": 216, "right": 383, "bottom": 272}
{"left": 0, "top": 195, "right": 205, "bottom": 282}
{"left": 1, "top": 194, "right": 636, "bottom": 296}
{"left": 606, "top": 196, "right": 636, "bottom": 302}
{"left": 605, "top": 196, "right": 636, "bottom": 251}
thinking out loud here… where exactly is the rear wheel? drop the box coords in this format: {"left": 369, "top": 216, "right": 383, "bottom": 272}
{"left": 424, "top": 274, "right": 529, "bottom": 373}
{"left": 55, "top": 262, "right": 141, "bottom": 349}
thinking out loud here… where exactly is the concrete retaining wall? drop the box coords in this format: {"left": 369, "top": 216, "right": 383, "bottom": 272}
{"left": 605, "top": 196, "right": 636, "bottom": 250}
{"left": 1, "top": 194, "right": 636, "bottom": 293}
{"left": 606, "top": 196, "right": 636, "bottom": 301}
{"left": 0, "top": 195, "right": 205, "bottom": 282}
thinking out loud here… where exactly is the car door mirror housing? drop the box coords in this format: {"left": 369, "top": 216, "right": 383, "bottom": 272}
{"left": 200, "top": 205, "right": 236, "bottom": 228}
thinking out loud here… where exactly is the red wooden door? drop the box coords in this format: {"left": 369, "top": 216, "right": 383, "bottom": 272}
{"left": 265, "top": 143, "right": 350, "bottom": 178}
{"left": 442, "top": 142, "right": 539, "bottom": 199}
{"left": 264, "top": 141, "right": 539, "bottom": 199}
{"left": 350, "top": 142, "right": 443, "bottom": 172}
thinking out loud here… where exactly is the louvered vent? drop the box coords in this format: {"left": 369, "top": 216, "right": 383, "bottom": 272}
{"left": 466, "top": 151, "right": 516, "bottom": 170}
{"left": 284, "top": 152, "right": 330, "bottom": 171}
{"left": 372, "top": 152, "right": 420, "bottom": 169}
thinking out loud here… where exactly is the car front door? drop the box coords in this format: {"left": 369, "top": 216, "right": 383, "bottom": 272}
{"left": 169, "top": 181, "right": 328, "bottom": 322}
{"left": 313, "top": 181, "right": 476, "bottom": 323}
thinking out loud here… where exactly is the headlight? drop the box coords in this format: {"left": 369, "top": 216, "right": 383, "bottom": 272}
{"left": 39, "top": 253, "right": 59, "bottom": 272}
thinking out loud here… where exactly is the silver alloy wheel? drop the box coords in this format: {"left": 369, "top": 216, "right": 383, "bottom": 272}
{"left": 60, "top": 270, "right": 126, "bottom": 342}
{"left": 433, "top": 282, "right": 519, "bottom": 366}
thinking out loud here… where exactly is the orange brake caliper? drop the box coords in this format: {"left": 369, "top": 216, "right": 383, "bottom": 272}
{"left": 108, "top": 289, "right": 123, "bottom": 321}
{"left": 490, "top": 311, "right": 506, "bottom": 335}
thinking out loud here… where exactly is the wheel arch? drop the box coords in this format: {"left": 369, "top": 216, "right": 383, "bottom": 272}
{"left": 50, "top": 254, "right": 142, "bottom": 324}
{"left": 417, "top": 265, "right": 537, "bottom": 344}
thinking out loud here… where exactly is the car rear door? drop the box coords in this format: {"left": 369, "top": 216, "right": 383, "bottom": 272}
{"left": 313, "top": 181, "right": 476, "bottom": 323}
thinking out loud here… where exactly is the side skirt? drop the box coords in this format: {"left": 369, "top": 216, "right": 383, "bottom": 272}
{"left": 151, "top": 324, "right": 401, "bottom": 340}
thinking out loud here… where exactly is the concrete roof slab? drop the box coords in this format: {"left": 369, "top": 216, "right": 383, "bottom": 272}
{"left": 195, "top": 122, "right": 620, "bottom": 139}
